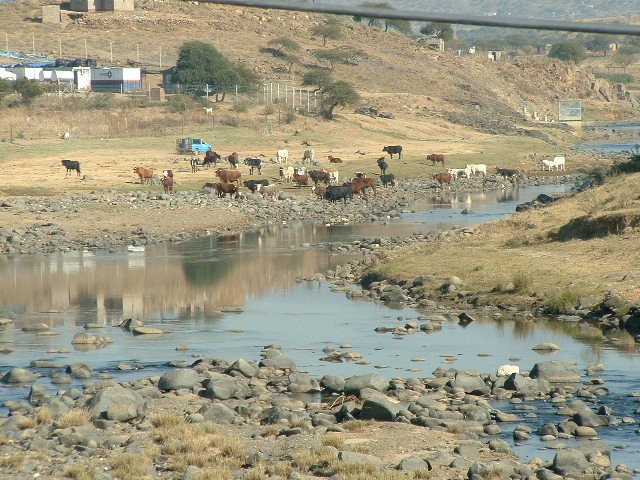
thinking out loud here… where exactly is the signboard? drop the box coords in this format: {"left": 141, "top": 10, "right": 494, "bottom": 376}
{"left": 558, "top": 100, "right": 583, "bottom": 121}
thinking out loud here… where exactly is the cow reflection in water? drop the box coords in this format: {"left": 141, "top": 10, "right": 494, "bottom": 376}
{"left": 496, "top": 189, "right": 520, "bottom": 203}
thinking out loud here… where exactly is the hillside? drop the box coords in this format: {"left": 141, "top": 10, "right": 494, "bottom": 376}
{"left": 0, "top": 0, "right": 638, "bottom": 144}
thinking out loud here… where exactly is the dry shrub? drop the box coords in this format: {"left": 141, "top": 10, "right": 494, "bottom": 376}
{"left": 511, "top": 271, "right": 532, "bottom": 293}
{"left": 34, "top": 406, "right": 53, "bottom": 425}
{"left": 64, "top": 464, "right": 96, "bottom": 480}
{"left": 446, "top": 422, "right": 465, "bottom": 434}
{"left": 292, "top": 446, "right": 338, "bottom": 469}
{"left": 331, "top": 461, "right": 378, "bottom": 476}
{"left": 349, "top": 444, "right": 370, "bottom": 454}
{"left": 18, "top": 416, "right": 37, "bottom": 430}
{"left": 321, "top": 433, "right": 345, "bottom": 448}
{"left": 0, "top": 454, "right": 25, "bottom": 471}
{"left": 58, "top": 408, "right": 92, "bottom": 428}
{"left": 110, "top": 453, "right": 152, "bottom": 479}
{"left": 342, "top": 420, "right": 371, "bottom": 432}
{"left": 151, "top": 412, "right": 187, "bottom": 429}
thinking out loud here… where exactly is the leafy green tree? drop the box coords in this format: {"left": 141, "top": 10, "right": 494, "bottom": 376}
{"left": 586, "top": 35, "right": 614, "bottom": 56}
{"left": 612, "top": 48, "right": 636, "bottom": 72}
{"left": 548, "top": 40, "right": 586, "bottom": 63}
{"left": 313, "top": 47, "right": 364, "bottom": 70}
{"left": 322, "top": 80, "right": 360, "bottom": 120}
{"left": 420, "top": 22, "right": 454, "bottom": 42}
{"left": 354, "top": 2, "right": 389, "bottom": 27}
{"left": 13, "top": 78, "right": 44, "bottom": 103}
{"left": 503, "top": 33, "right": 530, "bottom": 50}
{"left": 312, "top": 19, "right": 344, "bottom": 46}
{"left": 385, "top": 18, "right": 412, "bottom": 35}
{"left": 174, "top": 41, "right": 259, "bottom": 101}
{"left": 302, "top": 68, "right": 333, "bottom": 91}
{"left": 267, "top": 37, "right": 301, "bottom": 56}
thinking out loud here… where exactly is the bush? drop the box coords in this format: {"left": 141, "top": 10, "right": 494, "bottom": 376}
{"left": 511, "top": 272, "right": 532, "bottom": 293}
{"left": 544, "top": 288, "right": 584, "bottom": 314}
{"left": 231, "top": 98, "right": 256, "bottom": 113}
{"left": 360, "top": 271, "right": 384, "bottom": 288}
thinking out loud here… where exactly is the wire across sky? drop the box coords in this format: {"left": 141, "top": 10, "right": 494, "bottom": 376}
{"left": 200, "top": 0, "right": 640, "bottom": 36}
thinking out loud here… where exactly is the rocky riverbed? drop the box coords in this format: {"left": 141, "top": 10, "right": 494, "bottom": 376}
{"left": 0, "top": 172, "right": 575, "bottom": 256}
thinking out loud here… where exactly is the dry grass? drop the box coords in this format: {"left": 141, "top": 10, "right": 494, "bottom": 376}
{"left": 0, "top": 454, "right": 26, "bottom": 470}
{"left": 34, "top": 406, "right": 53, "bottom": 425}
{"left": 17, "top": 416, "right": 37, "bottom": 430}
{"left": 342, "top": 420, "right": 372, "bottom": 432}
{"left": 292, "top": 446, "right": 339, "bottom": 469}
{"left": 109, "top": 452, "right": 154, "bottom": 479}
{"left": 375, "top": 172, "right": 640, "bottom": 309}
{"left": 64, "top": 464, "right": 96, "bottom": 480}
{"left": 321, "top": 433, "right": 346, "bottom": 448}
{"left": 58, "top": 408, "right": 92, "bottom": 428}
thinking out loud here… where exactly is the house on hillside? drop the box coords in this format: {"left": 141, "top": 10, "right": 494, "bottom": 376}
{"left": 418, "top": 37, "right": 445, "bottom": 52}
{"left": 69, "top": 0, "right": 134, "bottom": 12}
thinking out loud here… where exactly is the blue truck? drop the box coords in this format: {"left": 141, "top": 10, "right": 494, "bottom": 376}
{"left": 176, "top": 138, "right": 212, "bottom": 154}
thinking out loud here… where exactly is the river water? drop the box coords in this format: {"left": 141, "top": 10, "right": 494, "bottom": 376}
{"left": 2, "top": 182, "right": 640, "bottom": 472}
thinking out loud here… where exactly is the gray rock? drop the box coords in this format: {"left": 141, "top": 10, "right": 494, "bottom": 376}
{"left": 467, "top": 461, "right": 516, "bottom": 479}
{"left": 529, "top": 360, "right": 581, "bottom": 383}
{"left": 226, "top": 358, "right": 260, "bottom": 378}
{"left": 158, "top": 369, "right": 199, "bottom": 391}
{"left": 344, "top": 373, "right": 388, "bottom": 395}
{"left": 359, "top": 396, "right": 402, "bottom": 421}
{"left": 202, "top": 373, "right": 250, "bottom": 400}
{"left": 397, "top": 456, "right": 431, "bottom": 471}
{"left": 86, "top": 385, "right": 144, "bottom": 421}
{"left": 198, "top": 402, "right": 237, "bottom": 424}
{"left": 552, "top": 448, "right": 592, "bottom": 475}
{"left": 449, "top": 370, "right": 490, "bottom": 395}
{"left": 320, "top": 374, "right": 346, "bottom": 393}
{"left": 1, "top": 367, "right": 37, "bottom": 383}
{"left": 504, "top": 373, "right": 550, "bottom": 395}
{"left": 287, "top": 372, "right": 320, "bottom": 393}
{"left": 259, "top": 349, "right": 296, "bottom": 370}
{"left": 338, "top": 450, "right": 383, "bottom": 466}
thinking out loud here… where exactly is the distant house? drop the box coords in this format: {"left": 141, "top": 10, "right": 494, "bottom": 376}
{"left": 69, "top": 0, "right": 134, "bottom": 12}
{"left": 419, "top": 37, "right": 445, "bottom": 52}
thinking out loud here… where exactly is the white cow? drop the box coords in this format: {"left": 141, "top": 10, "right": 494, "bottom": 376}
{"left": 203, "top": 107, "right": 213, "bottom": 114}
{"left": 465, "top": 163, "right": 487, "bottom": 177}
{"left": 541, "top": 159, "right": 555, "bottom": 171}
{"left": 447, "top": 168, "right": 467, "bottom": 180}
{"left": 279, "top": 165, "right": 294, "bottom": 183}
{"left": 323, "top": 168, "right": 339, "bottom": 184}
{"left": 553, "top": 156, "right": 565, "bottom": 171}
{"left": 276, "top": 149, "right": 289, "bottom": 163}
{"left": 303, "top": 148, "right": 314, "bottom": 163}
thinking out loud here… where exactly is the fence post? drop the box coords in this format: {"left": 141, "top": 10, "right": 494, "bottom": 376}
{"left": 292, "top": 86, "right": 295, "bottom": 109}
{"left": 307, "top": 89, "right": 310, "bottom": 111}
{"left": 285, "top": 85, "right": 288, "bottom": 105}
{"left": 270, "top": 82, "right": 273, "bottom": 103}
{"left": 277, "top": 83, "right": 280, "bottom": 102}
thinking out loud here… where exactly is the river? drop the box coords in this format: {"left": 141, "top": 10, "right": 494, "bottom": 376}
{"left": 1, "top": 181, "right": 640, "bottom": 473}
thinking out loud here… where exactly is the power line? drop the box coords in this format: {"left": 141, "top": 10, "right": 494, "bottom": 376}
{"left": 200, "top": 0, "right": 640, "bottom": 35}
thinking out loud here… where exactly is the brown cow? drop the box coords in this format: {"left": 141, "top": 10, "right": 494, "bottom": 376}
{"left": 215, "top": 182, "right": 239, "bottom": 198}
{"left": 427, "top": 153, "right": 445, "bottom": 167}
{"left": 160, "top": 175, "right": 174, "bottom": 194}
{"left": 434, "top": 172, "right": 453, "bottom": 187}
{"left": 133, "top": 166, "right": 154, "bottom": 185}
{"left": 312, "top": 185, "right": 328, "bottom": 199}
{"left": 227, "top": 152, "right": 239, "bottom": 169}
{"left": 352, "top": 176, "right": 377, "bottom": 196}
{"left": 293, "top": 173, "right": 309, "bottom": 186}
{"left": 328, "top": 155, "right": 343, "bottom": 163}
{"left": 215, "top": 168, "right": 241, "bottom": 185}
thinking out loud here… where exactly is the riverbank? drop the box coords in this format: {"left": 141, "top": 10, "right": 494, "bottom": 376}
{"left": 0, "top": 171, "right": 574, "bottom": 256}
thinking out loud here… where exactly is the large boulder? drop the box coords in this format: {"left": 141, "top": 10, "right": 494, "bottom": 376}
{"left": 158, "top": 369, "right": 199, "bottom": 392}
{"left": 1, "top": 368, "right": 37, "bottom": 384}
{"left": 504, "top": 373, "right": 550, "bottom": 396}
{"left": 198, "top": 402, "right": 238, "bottom": 424}
{"left": 344, "top": 374, "right": 388, "bottom": 396}
{"left": 86, "top": 385, "right": 144, "bottom": 421}
{"left": 449, "top": 370, "right": 490, "bottom": 395}
{"left": 202, "top": 372, "right": 251, "bottom": 400}
{"left": 359, "top": 396, "right": 402, "bottom": 421}
{"left": 226, "top": 358, "right": 260, "bottom": 378}
{"left": 259, "top": 349, "right": 296, "bottom": 370}
{"left": 551, "top": 449, "right": 592, "bottom": 476}
{"left": 529, "top": 360, "right": 581, "bottom": 383}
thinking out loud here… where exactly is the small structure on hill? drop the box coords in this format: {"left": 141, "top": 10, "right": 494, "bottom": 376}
{"left": 41, "top": 5, "right": 61, "bottom": 23}
{"left": 418, "top": 37, "right": 445, "bottom": 52}
{"left": 69, "top": 0, "right": 134, "bottom": 12}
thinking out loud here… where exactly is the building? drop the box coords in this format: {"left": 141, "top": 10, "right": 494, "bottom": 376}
{"left": 69, "top": 0, "right": 134, "bottom": 12}
{"left": 7, "top": 66, "right": 43, "bottom": 80}
{"left": 73, "top": 67, "right": 91, "bottom": 91}
{"left": 418, "top": 37, "right": 445, "bottom": 52}
{"left": 90, "top": 67, "right": 141, "bottom": 92}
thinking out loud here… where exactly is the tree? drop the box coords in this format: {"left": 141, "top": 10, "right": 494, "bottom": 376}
{"left": 302, "top": 68, "right": 333, "bottom": 91}
{"left": 548, "top": 40, "right": 586, "bottom": 63}
{"left": 612, "top": 47, "right": 637, "bottom": 72}
{"left": 13, "top": 78, "right": 44, "bottom": 104}
{"left": 420, "top": 22, "right": 454, "bottom": 42}
{"left": 267, "top": 37, "right": 301, "bottom": 56}
{"left": 174, "top": 41, "right": 259, "bottom": 101}
{"left": 385, "top": 18, "right": 412, "bottom": 35}
{"left": 312, "top": 19, "right": 344, "bottom": 46}
{"left": 503, "top": 33, "right": 530, "bottom": 50}
{"left": 321, "top": 80, "right": 360, "bottom": 120}
{"left": 586, "top": 35, "right": 614, "bottom": 56}
{"left": 313, "top": 47, "right": 364, "bottom": 70}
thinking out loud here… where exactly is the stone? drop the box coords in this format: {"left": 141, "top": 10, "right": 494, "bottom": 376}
{"left": 344, "top": 373, "right": 388, "bottom": 395}
{"left": 359, "top": 396, "right": 402, "bottom": 421}
{"left": 158, "top": 369, "right": 199, "bottom": 391}
{"left": 530, "top": 360, "right": 581, "bottom": 383}
{"left": 1, "top": 367, "right": 37, "bottom": 383}
{"left": 552, "top": 448, "right": 591, "bottom": 475}
{"left": 86, "top": 385, "right": 143, "bottom": 421}
{"left": 226, "top": 358, "right": 260, "bottom": 378}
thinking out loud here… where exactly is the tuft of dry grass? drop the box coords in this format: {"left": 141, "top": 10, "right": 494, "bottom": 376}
{"left": 18, "top": 416, "right": 37, "bottom": 430}
{"left": 0, "top": 454, "right": 25, "bottom": 471}
{"left": 34, "top": 406, "right": 53, "bottom": 425}
{"left": 292, "top": 446, "right": 339, "bottom": 469}
{"left": 342, "top": 420, "right": 372, "bottom": 432}
{"left": 64, "top": 464, "right": 96, "bottom": 480}
{"left": 321, "top": 433, "right": 345, "bottom": 448}
{"left": 58, "top": 408, "right": 92, "bottom": 428}
{"left": 110, "top": 453, "right": 153, "bottom": 479}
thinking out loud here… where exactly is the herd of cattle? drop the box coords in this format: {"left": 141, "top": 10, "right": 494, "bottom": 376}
{"left": 59, "top": 147, "right": 567, "bottom": 202}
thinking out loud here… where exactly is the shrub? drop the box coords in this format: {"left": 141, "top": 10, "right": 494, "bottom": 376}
{"left": 321, "top": 433, "right": 344, "bottom": 448}
{"left": 360, "top": 270, "right": 384, "bottom": 288}
{"left": 232, "top": 98, "right": 255, "bottom": 113}
{"left": 511, "top": 271, "right": 532, "bottom": 293}
{"left": 544, "top": 288, "right": 584, "bottom": 314}
{"left": 593, "top": 71, "right": 635, "bottom": 84}
{"left": 58, "top": 408, "right": 92, "bottom": 428}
